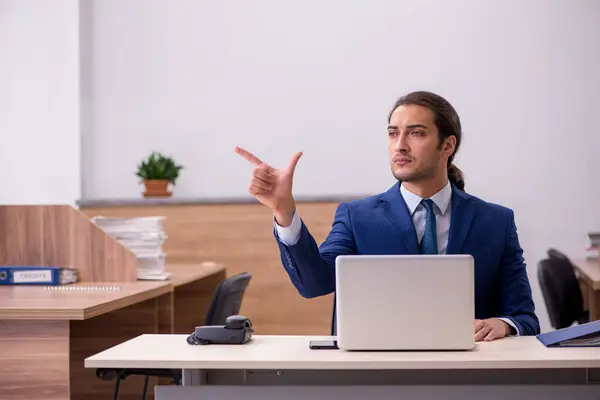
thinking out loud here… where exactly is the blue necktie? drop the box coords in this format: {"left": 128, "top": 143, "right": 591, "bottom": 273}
{"left": 420, "top": 199, "right": 438, "bottom": 254}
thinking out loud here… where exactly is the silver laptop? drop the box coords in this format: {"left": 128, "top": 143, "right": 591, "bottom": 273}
{"left": 335, "top": 254, "right": 475, "bottom": 351}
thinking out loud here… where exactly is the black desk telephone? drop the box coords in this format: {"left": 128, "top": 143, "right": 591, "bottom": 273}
{"left": 187, "top": 315, "right": 254, "bottom": 345}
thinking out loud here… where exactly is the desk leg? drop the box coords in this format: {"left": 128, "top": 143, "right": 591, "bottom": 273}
{"left": 0, "top": 320, "right": 69, "bottom": 400}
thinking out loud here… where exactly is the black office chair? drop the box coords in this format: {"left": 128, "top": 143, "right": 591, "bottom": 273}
{"left": 97, "top": 271, "right": 252, "bottom": 400}
{"left": 537, "top": 249, "right": 589, "bottom": 330}
{"left": 547, "top": 248, "right": 570, "bottom": 262}
{"left": 204, "top": 271, "right": 252, "bottom": 326}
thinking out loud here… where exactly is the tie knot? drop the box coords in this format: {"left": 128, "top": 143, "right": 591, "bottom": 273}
{"left": 421, "top": 199, "right": 435, "bottom": 212}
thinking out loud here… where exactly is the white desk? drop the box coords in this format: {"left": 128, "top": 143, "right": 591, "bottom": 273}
{"left": 86, "top": 334, "right": 600, "bottom": 400}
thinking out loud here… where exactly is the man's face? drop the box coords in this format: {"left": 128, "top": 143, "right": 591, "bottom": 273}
{"left": 387, "top": 104, "right": 454, "bottom": 183}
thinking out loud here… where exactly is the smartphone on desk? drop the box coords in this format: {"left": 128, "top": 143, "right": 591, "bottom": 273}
{"left": 309, "top": 339, "right": 338, "bottom": 350}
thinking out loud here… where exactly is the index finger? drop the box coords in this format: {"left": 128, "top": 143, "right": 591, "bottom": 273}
{"left": 235, "top": 146, "right": 263, "bottom": 166}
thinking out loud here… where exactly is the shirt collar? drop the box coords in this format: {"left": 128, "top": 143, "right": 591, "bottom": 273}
{"left": 400, "top": 181, "right": 452, "bottom": 216}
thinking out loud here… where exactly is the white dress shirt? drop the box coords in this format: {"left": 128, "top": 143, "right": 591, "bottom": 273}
{"left": 401, "top": 181, "right": 452, "bottom": 254}
{"left": 275, "top": 180, "right": 519, "bottom": 335}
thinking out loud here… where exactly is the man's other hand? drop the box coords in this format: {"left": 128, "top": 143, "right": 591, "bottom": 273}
{"left": 474, "top": 318, "right": 511, "bottom": 342}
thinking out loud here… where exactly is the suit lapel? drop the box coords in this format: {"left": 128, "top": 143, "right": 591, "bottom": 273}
{"left": 380, "top": 182, "right": 420, "bottom": 254}
{"left": 446, "top": 186, "right": 475, "bottom": 254}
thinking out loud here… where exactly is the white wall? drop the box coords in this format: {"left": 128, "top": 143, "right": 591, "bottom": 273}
{"left": 83, "top": 0, "right": 600, "bottom": 332}
{"left": 0, "top": 0, "right": 81, "bottom": 205}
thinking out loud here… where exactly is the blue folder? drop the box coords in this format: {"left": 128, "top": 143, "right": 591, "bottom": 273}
{"left": 537, "top": 320, "right": 600, "bottom": 347}
{"left": 0, "top": 266, "right": 78, "bottom": 285}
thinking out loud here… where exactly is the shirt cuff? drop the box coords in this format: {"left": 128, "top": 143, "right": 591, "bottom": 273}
{"left": 274, "top": 211, "right": 302, "bottom": 246}
{"left": 498, "top": 317, "right": 519, "bottom": 336}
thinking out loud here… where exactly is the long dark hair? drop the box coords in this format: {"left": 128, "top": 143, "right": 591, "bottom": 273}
{"left": 388, "top": 91, "right": 465, "bottom": 191}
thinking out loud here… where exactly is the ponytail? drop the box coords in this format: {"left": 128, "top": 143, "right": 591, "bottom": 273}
{"left": 448, "top": 163, "right": 465, "bottom": 191}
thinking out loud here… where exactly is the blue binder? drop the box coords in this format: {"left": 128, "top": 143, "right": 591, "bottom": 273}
{"left": 536, "top": 320, "right": 600, "bottom": 347}
{"left": 0, "top": 266, "right": 78, "bottom": 285}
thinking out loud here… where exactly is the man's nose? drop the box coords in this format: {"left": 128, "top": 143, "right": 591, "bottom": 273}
{"left": 394, "top": 132, "right": 409, "bottom": 152}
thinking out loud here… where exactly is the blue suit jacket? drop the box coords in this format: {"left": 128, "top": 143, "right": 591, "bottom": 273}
{"left": 275, "top": 182, "right": 540, "bottom": 336}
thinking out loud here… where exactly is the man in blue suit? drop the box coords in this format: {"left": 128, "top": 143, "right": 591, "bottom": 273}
{"left": 235, "top": 90, "right": 540, "bottom": 341}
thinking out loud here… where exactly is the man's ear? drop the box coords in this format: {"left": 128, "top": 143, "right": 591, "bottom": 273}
{"left": 444, "top": 135, "right": 457, "bottom": 156}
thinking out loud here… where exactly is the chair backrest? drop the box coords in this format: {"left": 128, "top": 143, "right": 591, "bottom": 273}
{"left": 204, "top": 272, "right": 252, "bottom": 326}
{"left": 547, "top": 248, "right": 570, "bottom": 262}
{"left": 537, "top": 250, "right": 584, "bottom": 329}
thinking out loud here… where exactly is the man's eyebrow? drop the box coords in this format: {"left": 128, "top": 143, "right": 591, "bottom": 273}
{"left": 387, "top": 124, "right": 428, "bottom": 130}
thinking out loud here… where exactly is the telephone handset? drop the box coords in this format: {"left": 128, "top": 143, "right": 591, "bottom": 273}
{"left": 187, "top": 315, "right": 254, "bottom": 345}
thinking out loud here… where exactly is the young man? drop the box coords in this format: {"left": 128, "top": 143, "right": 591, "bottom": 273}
{"left": 235, "top": 90, "right": 540, "bottom": 341}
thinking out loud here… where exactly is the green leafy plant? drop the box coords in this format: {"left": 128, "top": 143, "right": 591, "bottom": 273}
{"left": 136, "top": 152, "right": 183, "bottom": 184}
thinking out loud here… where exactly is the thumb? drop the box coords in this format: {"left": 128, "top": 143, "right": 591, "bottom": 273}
{"left": 287, "top": 152, "right": 303, "bottom": 174}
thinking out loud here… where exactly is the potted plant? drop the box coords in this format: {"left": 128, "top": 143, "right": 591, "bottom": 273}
{"left": 136, "top": 151, "right": 183, "bottom": 197}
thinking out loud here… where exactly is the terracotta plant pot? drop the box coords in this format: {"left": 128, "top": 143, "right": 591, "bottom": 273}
{"left": 143, "top": 179, "right": 172, "bottom": 197}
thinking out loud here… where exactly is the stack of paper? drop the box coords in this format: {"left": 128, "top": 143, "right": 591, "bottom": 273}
{"left": 586, "top": 232, "right": 600, "bottom": 260}
{"left": 91, "top": 216, "right": 170, "bottom": 280}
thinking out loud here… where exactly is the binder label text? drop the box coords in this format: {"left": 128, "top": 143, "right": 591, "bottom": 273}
{"left": 13, "top": 270, "right": 52, "bottom": 283}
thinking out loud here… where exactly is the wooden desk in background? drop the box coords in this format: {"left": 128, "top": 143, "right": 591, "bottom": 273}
{"left": 572, "top": 259, "right": 600, "bottom": 321}
{"left": 0, "top": 262, "right": 225, "bottom": 400}
{"left": 77, "top": 197, "right": 358, "bottom": 335}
